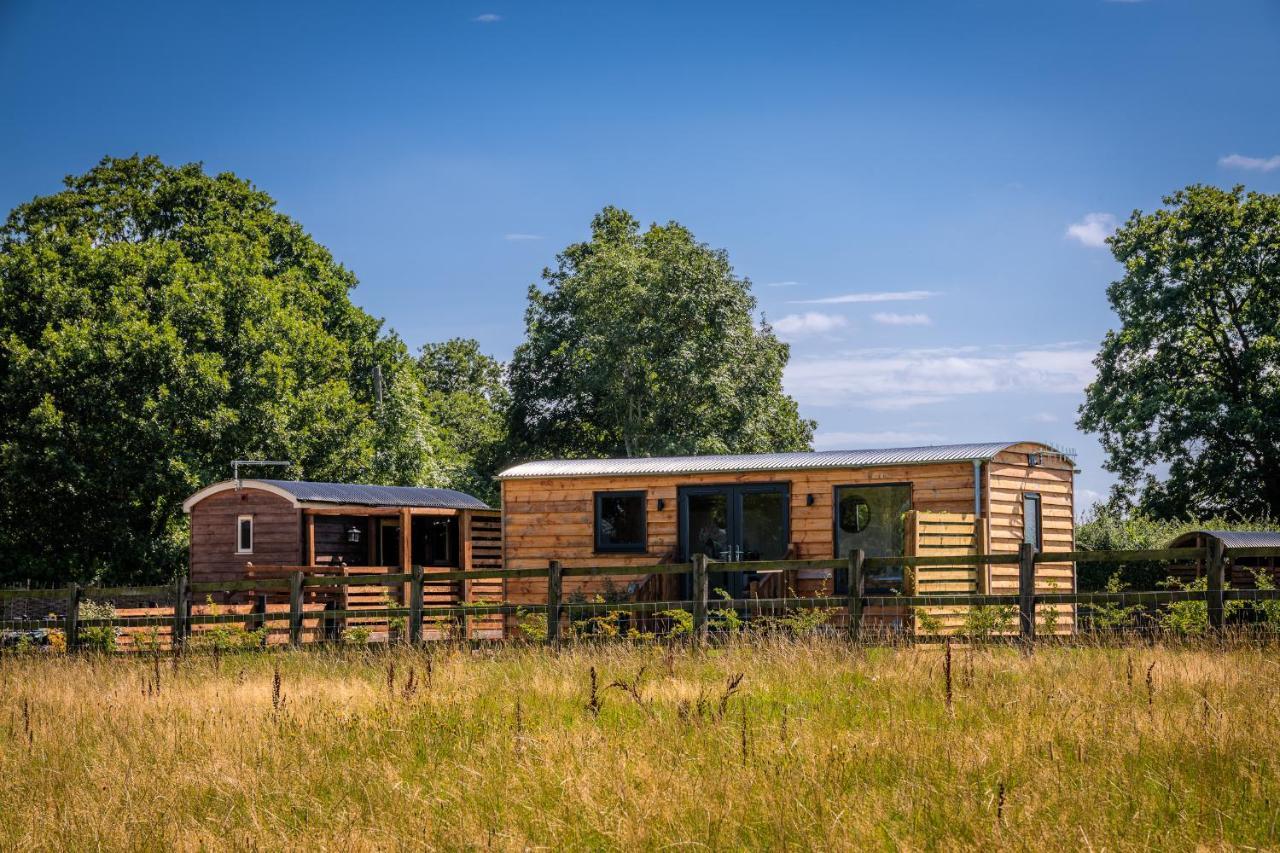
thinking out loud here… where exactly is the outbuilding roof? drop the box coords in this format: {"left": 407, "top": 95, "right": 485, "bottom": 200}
{"left": 182, "top": 479, "right": 491, "bottom": 513}
{"left": 1167, "top": 530, "right": 1280, "bottom": 551}
{"left": 498, "top": 441, "right": 1053, "bottom": 480}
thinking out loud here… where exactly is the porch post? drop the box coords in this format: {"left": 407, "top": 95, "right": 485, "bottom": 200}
{"left": 305, "top": 510, "right": 316, "bottom": 567}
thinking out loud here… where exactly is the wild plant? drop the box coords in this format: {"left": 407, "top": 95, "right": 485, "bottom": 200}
{"left": 1089, "top": 571, "right": 1145, "bottom": 632}
{"left": 1157, "top": 576, "right": 1245, "bottom": 635}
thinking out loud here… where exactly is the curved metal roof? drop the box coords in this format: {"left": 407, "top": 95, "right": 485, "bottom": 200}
{"left": 498, "top": 441, "right": 1049, "bottom": 480}
{"left": 1167, "top": 530, "right": 1280, "bottom": 551}
{"left": 183, "top": 479, "right": 491, "bottom": 512}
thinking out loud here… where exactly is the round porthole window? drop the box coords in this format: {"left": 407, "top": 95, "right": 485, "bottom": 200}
{"left": 839, "top": 495, "right": 870, "bottom": 533}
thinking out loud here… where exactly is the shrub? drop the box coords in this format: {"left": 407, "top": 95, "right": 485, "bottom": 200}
{"left": 1086, "top": 571, "right": 1145, "bottom": 631}
{"left": 77, "top": 599, "right": 118, "bottom": 653}
{"left": 1157, "top": 576, "right": 1245, "bottom": 635}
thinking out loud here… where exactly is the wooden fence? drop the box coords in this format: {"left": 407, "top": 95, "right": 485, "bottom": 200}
{"left": 3, "top": 541, "right": 1279, "bottom": 652}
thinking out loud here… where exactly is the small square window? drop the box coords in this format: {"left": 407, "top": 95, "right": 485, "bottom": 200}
{"left": 595, "top": 491, "right": 647, "bottom": 553}
{"left": 236, "top": 514, "right": 254, "bottom": 554}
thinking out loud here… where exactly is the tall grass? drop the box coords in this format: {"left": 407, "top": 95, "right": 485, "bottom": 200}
{"left": 1, "top": 638, "right": 1278, "bottom": 849}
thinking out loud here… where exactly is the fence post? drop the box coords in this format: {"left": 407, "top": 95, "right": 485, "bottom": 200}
{"left": 692, "top": 553, "right": 709, "bottom": 645}
{"left": 409, "top": 564, "right": 424, "bottom": 644}
{"left": 64, "top": 583, "right": 81, "bottom": 652}
{"left": 1207, "top": 537, "right": 1226, "bottom": 632}
{"left": 847, "top": 548, "right": 864, "bottom": 642}
{"left": 173, "top": 575, "right": 188, "bottom": 649}
{"left": 546, "top": 560, "right": 563, "bottom": 645}
{"left": 1018, "top": 542, "right": 1036, "bottom": 651}
{"left": 289, "top": 570, "right": 304, "bottom": 648}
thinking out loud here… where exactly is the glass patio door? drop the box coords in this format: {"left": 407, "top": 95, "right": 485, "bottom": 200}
{"left": 679, "top": 484, "right": 789, "bottom": 597}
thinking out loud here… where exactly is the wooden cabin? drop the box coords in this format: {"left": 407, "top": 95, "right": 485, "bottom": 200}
{"left": 1165, "top": 530, "right": 1280, "bottom": 588}
{"left": 182, "top": 479, "right": 501, "bottom": 595}
{"left": 497, "top": 441, "right": 1076, "bottom": 633}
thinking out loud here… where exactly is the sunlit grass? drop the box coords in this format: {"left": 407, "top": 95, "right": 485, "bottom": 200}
{"left": 2, "top": 637, "right": 1278, "bottom": 850}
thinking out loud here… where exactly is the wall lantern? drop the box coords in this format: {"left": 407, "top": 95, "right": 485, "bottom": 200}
{"left": 657, "top": 498, "right": 666, "bottom": 511}
{"left": 346, "top": 524, "right": 363, "bottom": 544}
{"left": 806, "top": 494, "right": 815, "bottom": 506}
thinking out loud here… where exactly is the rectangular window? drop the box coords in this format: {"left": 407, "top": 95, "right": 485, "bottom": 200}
{"left": 595, "top": 491, "right": 647, "bottom": 553}
{"left": 1023, "top": 493, "right": 1042, "bottom": 551}
{"left": 833, "top": 483, "right": 912, "bottom": 590}
{"left": 236, "top": 514, "right": 253, "bottom": 554}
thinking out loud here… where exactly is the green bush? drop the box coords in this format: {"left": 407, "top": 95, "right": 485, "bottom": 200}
{"left": 77, "top": 599, "right": 118, "bottom": 653}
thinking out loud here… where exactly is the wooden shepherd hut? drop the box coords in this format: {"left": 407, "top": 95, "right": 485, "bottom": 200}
{"left": 182, "top": 480, "right": 502, "bottom": 620}
{"left": 497, "top": 441, "right": 1076, "bottom": 633}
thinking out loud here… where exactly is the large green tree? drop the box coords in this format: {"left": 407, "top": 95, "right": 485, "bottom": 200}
{"left": 0, "top": 156, "right": 435, "bottom": 585}
{"left": 1079, "top": 185, "right": 1280, "bottom": 518}
{"left": 507, "top": 207, "right": 813, "bottom": 460}
{"left": 415, "top": 338, "right": 509, "bottom": 505}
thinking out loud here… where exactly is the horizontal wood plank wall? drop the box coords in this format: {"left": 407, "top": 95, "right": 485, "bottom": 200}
{"left": 905, "top": 510, "right": 981, "bottom": 635}
{"left": 984, "top": 442, "right": 1075, "bottom": 633}
{"left": 501, "top": 461, "right": 978, "bottom": 606}
{"left": 466, "top": 510, "right": 504, "bottom": 638}
{"left": 311, "top": 515, "right": 368, "bottom": 566}
{"left": 189, "top": 488, "right": 300, "bottom": 585}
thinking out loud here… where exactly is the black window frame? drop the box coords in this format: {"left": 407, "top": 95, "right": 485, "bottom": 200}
{"left": 831, "top": 482, "right": 914, "bottom": 594}
{"left": 594, "top": 490, "right": 648, "bottom": 554}
{"left": 1023, "top": 492, "right": 1043, "bottom": 551}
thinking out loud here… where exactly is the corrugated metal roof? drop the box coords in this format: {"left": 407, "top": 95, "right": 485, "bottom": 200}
{"left": 258, "top": 480, "right": 491, "bottom": 510}
{"left": 498, "top": 441, "right": 1046, "bottom": 479}
{"left": 1167, "top": 530, "right": 1280, "bottom": 551}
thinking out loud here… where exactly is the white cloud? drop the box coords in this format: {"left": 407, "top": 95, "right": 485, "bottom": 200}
{"left": 790, "top": 290, "right": 937, "bottom": 305}
{"left": 772, "top": 312, "right": 848, "bottom": 337}
{"left": 1219, "top": 153, "right": 1280, "bottom": 172}
{"left": 784, "top": 343, "right": 1096, "bottom": 410}
{"left": 1065, "top": 212, "right": 1117, "bottom": 248}
{"left": 472, "top": 13, "right": 502, "bottom": 22}
{"left": 813, "top": 430, "right": 946, "bottom": 450}
{"left": 503, "top": 233, "right": 542, "bottom": 241}
{"left": 1029, "top": 411, "right": 1058, "bottom": 423}
{"left": 872, "top": 312, "right": 932, "bottom": 326}
{"left": 765, "top": 280, "right": 802, "bottom": 288}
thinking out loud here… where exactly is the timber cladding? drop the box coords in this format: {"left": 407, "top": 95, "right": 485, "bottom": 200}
{"left": 188, "top": 487, "right": 300, "bottom": 584}
{"left": 500, "top": 442, "right": 1076, "bottom": 611}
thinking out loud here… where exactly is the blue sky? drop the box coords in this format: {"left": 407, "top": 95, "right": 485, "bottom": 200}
{"left": 3, "top": 0, "right": 1280, "bottom": 510}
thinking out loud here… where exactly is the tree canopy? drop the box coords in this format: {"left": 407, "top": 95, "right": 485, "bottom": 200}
{"left": 1079, "top": 185, "right": 1280, "bottom": 518}
{"left": 415, "top": 338, "right": 509, "bottom": 505}
{"left": 507, "top": 207, "right": 813, "bottom": 461}
{"left": 0, "top": 156, "right": 438, "bottom": 585}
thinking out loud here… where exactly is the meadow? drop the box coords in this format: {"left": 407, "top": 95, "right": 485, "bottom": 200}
{"left": 2, "top": 637, "right": 1278, "bottom": 851}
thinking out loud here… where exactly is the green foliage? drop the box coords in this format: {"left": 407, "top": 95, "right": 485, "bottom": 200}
{"left": 77, "top": 599, "right": 118, "bottom": 653}
{"left": 1249, "top": 569, "right": 1280, "bottom": 627}
{"left": 1086, "top": 571, "right": 1145, "bottom": 631}
{"left": 1078, "top": 185, "right": 1280, "bottom": 518}
{"left": 189, "top": 596, "right": 267, "bottom": 651}
{"left": 658, "top": 608, "right": 693, "bottom": 636}
{"left": 914, "top": 608, "right": 943, "bottom": 635}
{"left": 1156, "top": 575, "right": 1245, "bottom": 635}
{"left": 961, "top": 605, "right": 1015, "bottom": 640}
{"left": 709, "top": 589, "right": 744, "bottom": 632}
{"left": 506, "top": 206, "right": 814, "bottom": 461}
{"left": 414, "top": 338, "right": 509, "bottom": 506}
{"left": 343, "top": 626, "right": 372, "bottom": 646}
{"left": 0, "top": 155, "right": 436, "bottom": 586}
{"left": 514, "top": 606, "right": 547, "bottom": 641}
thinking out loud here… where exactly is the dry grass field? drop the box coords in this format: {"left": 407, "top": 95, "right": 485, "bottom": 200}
{"left": 2, "top": 638, "right": 1279, "bottom": 850}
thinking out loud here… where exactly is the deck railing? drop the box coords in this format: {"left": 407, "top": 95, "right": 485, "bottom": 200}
{"left": 3, "top": 542, "right": 1279, "bottom": 651}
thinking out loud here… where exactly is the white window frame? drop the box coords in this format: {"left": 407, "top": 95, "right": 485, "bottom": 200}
{"left": 236, "top": 514, "right": 254, "bottom": 554}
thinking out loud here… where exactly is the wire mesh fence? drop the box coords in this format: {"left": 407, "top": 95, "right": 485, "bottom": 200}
{"left": 5, "top": 543, "right": 1280, "bottom": 653}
